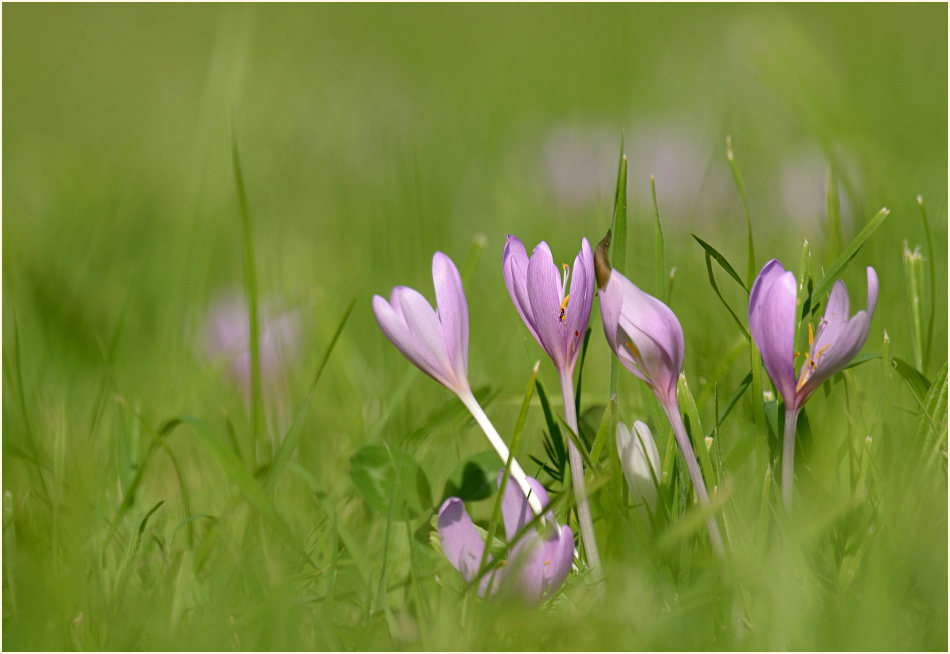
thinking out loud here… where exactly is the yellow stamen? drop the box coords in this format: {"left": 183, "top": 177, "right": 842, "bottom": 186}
{"left": 544, "top": 560, "right": 550, "bottom": 566}
{"left": 807, "top": 323, "right": 815, "bottom": 347}
{"left": 624, "top": 339, "right": 642, "bottom": 360}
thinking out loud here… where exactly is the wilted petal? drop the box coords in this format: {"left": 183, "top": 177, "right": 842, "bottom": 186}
{"left": 616, "top": 420, "right": 661, "bottom": 511}
{"left": 498, "top": 470, "right": 550, "bottom": 541}
{"left": 432, "top": 252, "right": 469, "bottom": 385}
{"left": 437, "top": 498, "right": 487, "bottom": 583}
{"left": 748, "top": 259, "right": 798, "bottom": 407}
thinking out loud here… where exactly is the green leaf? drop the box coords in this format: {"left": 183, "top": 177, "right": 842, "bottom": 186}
{"left": 609, "top": 137, "right": 628, "bottom": 400}
{"left": 726, "top": 136, "right": 756, "bottom": 286}
{"left": 692, "top": 235, "right": 748, "bottom": 292}
{"left": 650, "top": 175, "right": 667, "bottom": 303}
{"left": 801, "top": 207, "right": 889, "bottom": 319}
{"left": 841, "top": 353, "right": 880, "bottom": 371}
{"left": 440, "top": 450, "right": 500, "bottom": 503}
{"left": 350, "top": 444, "right": 432, "bottom": 521}
{"left": 892, "top": 357, "right": 932, "bottom": 405}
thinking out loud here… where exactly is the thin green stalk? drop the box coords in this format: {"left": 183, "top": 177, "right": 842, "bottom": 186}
{"left": 231, "top": 127, "right": 264, "bottom": 459}
{"left": 903, "top": 241, "right": 925, "bottom": 371}
{"left": 726, "top": 136, "right": 755, "bottom": 286}
{"left": 917, "top": 195, "right": 936, "bottom": 367}
{"left": 650, "top": 175, "right": 667, "bottom": 303}
{"left": 661, "top": 400, "right": 723, "bottom": 555}
{"left": 782, "top": 406, "right": 802, "bottom": 508}
{"left": 559, "top": 368, "right": 602, "bottom": 580}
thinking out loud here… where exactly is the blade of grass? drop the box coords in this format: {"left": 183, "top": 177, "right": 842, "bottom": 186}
{"left": 609, "top": 138, "right": 627, "bottom": 401}
{"left": 916, "top": 195, "right": 937, "bottom": 368}
{"left": 475, "top": 361, "right": 540, "bottom": 580}
{"left": 230, "top": 125, "right": 264, "bottom": 458}
{"left": 692, "top": 235, "right": 748, "bottom": 293}
{"left": 826, "top": 168, "right": 842, "bottom": 263}
{"left": 726, "top": 136, "right": 756, "bottom": 286}
{"left": 701, "top": 250, "right": 750, "bottom": 340}
{"left": 573, "top": 327, "right": 593, "bottom": 417}
{"left": 264, "top": 296, "right": 357, "bottom": 492}
{"left": 801, "top": 207, "right": 890, "bottom": 319}
{"left": 650, "top": 175, "right": 667, "bottom": 303}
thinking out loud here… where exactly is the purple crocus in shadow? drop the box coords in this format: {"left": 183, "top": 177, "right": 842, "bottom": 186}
{"left": 437, "top": 471, "right": 574, "bottom": 603}
{"left": 749, "top": 259, "right": 879, "bottom": 507}
{"left": 373, "top": 252, "right": 543, "bottom": 516}
{"left": 594, "top": 231, "right": 723, "bottom": 554}
{"left": 503, "top": 235, "right": 601, "bottom": 578}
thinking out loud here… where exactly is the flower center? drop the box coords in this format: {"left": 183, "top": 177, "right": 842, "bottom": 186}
{"left": 795, "top": 323, "right": 831, "bottom": 392}
{"left": 559, "top": 263, "right": 570, "bottom": 322}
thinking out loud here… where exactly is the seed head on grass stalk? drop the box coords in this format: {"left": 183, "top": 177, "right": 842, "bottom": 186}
{"left": 595, "top": 230, "right": 723, "bottom": 554}
{"left": 372, "top": 251, "right": 542, "bottom": 516}
{"left": 502, "top": 234, "right": 601, "bottom": 579}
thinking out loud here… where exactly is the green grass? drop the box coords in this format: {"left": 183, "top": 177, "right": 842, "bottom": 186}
{"left": 3, "top": 4, "right": 947, "bottom": 650}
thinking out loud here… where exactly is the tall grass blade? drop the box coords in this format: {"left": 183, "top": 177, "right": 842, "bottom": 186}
{"left": 264, "top": 296, "right": 357, "bottom": 492}
{"left": 801, "top": 207, "right": 889, "bottom": 319}
{"left": 916, "top": 195, "right": 937, "bottom": 369}
{"left": 609, "top": 138, "right": 627, "bottom": 401}
{"left": 826, "top": 168, "right": 842, "bottom": 263}
{"left": 726, "top": 136, "right": 755, "bottom": 286}
{"left": 692, "top": 235, "right": 748, "bottom": 292}
{"left": 650, "top": 175, "right": 667, "bottom": 302}
{"left": 230, "top": 125, "right": 264, "bottom": 457}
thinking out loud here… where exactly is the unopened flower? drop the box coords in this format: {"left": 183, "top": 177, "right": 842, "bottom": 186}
{"left": 616, "top": 420, "right": 661, "bottom": 513}
{"left": 437, "top": 471, "right": 574, "bottom": 603}
{"left": 595, "top": 231, "right": 722, "bottom": 552}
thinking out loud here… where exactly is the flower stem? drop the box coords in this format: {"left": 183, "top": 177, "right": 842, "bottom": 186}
{"left": 458, "top": 392, "right": 544, "bottom": 517}
{"left": 782, "top": 406, "right": 801, "bottom": 509}
{"left": 662, "top": 400, "right": 724, "bottom": 555}
{"left": 558, "top": 368, "right": 602, "bottom": 581}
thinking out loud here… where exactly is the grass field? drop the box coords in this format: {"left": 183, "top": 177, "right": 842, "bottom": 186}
{"left": 3, "top": 4, "right": 947, "bottom": 650}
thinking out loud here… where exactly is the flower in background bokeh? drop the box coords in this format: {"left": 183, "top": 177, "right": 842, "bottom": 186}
{"left": 437, "top": 471, "right": 574, "bottom": 603}
{"left": 204, "top": 293, "right": 301, "bottom": 397}
{"left": 616, "top": 420, "right": 661, "bottom": 515}
{"left": 748, "top": 259, "right": 878, "bottom": 506}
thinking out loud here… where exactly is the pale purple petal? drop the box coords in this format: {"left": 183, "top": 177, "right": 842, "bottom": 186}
{"left": 503, "top": 236, "right": 541, "bottom": 343}
{"left": 432, "top": 252, "right": 469, "bottom": 386}
{"left": 564, "top": 237, "right": 595, "bottom": 370}
{"left": 373, "top": 290, "right": 454, "bottom": 391}
{"left": 398, "top": 287, "right": 464, "bottom": 391}
{"left": 506, "top": 524, "right": 575, "bottom": 602}
{"left": 748, "top": 260, "right": 798, "bottom": 408}
{"left": 526, "top": 241, "right": 569, "bottom": 367}
{"left": 598, "top": 270, "right": 623, "bottom": 355}
{"left": 614, "top": 271, "right": 684, "bottom": 403}
{"left": 800, "top": 267, "right": 878, "bottom": 400}
{"left": 437, "top": 498, "right": 487, "bottom": 583}
{"left": 498, "top": 470, "right": 550, "bottom": 541}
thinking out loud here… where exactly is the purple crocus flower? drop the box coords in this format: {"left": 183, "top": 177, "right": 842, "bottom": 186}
{"left": 748, "top": 259, "right": 879, "bottom": 506}
{"left": 595, "top": 232, "right": 723, "bottom": 553}
{"left": 502, "top": 235, "right": 601, "bottom": 577}
{"left": 373, "top": 252, "right": 543, "bottom": 516}
{"left": 503, "top": 236, "right": 595, "bottom": 375}
{"left": 437, "top": 471, "right": 574, "bottom": 603}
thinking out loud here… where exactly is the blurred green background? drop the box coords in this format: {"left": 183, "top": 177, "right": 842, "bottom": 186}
{"left": 3, "top": 4, "right": 947, "bottom": 650}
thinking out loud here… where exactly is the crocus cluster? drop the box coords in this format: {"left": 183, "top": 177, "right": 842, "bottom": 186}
{"left": 373, "top": 227, "right": 880, "bottom": 600}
